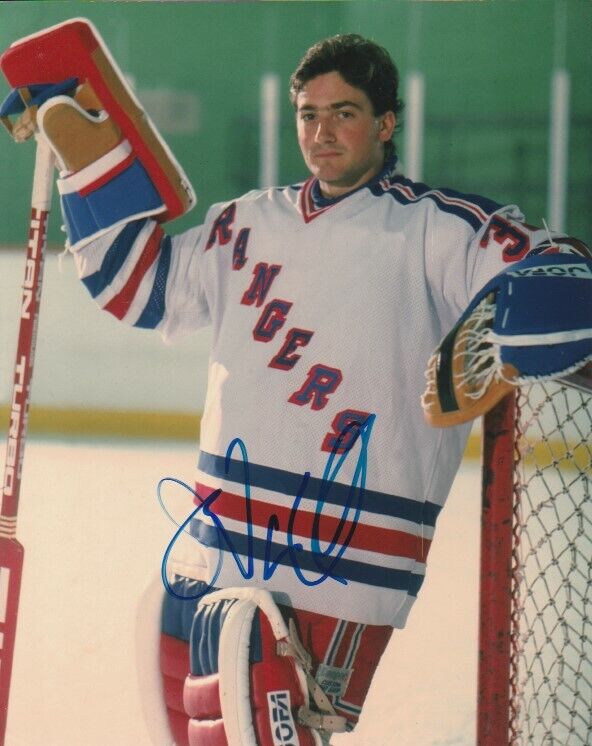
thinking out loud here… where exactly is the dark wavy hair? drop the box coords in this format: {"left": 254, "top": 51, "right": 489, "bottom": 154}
{"left": 289, "top": 34, "right": 404, "bottom": 157}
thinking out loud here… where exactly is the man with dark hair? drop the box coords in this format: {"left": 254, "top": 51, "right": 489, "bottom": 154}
{"left": 289, "top": 33, "right": 404, "bottom": 159}
{"left": 16, "top": 24, "right": 590, "bottom": 745}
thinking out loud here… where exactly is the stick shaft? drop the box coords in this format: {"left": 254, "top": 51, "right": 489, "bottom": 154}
{"left": 0, "top": 137, "right": 54, "bottom": 745}
{"left": 1, "top": 138, "right": 53, "bottom": 527}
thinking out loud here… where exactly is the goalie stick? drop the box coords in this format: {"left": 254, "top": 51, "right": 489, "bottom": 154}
{"left": 0, "top": 135, "right": 54, "bottom": 745}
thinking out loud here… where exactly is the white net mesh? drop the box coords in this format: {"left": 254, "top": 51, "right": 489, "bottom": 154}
{"left": 509, "top": 381, "right": 592, "bottom": 745}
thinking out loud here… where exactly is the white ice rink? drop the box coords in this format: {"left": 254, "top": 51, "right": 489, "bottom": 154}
{"left": 3, "top": 437, "right": 481, "bottom": 746}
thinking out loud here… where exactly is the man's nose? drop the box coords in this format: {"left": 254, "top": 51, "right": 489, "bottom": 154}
{"left": 314, "top": 118, "right": 336, "bottom": 143}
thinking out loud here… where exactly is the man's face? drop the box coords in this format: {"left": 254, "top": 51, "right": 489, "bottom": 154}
{"left": 296, "top": 71, "right": 396, "bottom": 199}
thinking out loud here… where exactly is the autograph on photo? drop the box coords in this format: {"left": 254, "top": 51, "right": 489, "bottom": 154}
{"left": 158, "top": 415, "right": 376, "bottom": 600}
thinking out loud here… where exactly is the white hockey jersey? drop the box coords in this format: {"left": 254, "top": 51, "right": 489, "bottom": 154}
{"left": 73, "top": 159, "right": 572, "bottom": 626}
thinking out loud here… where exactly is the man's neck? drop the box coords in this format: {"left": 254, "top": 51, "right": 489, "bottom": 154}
{"left": 313, "top": 153, "right": 396, "bottom": 204}
{"left": 318, "top": 165, "right": 382, "bottom": 200}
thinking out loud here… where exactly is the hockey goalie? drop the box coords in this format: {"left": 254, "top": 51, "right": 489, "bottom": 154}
{"left": 1, "top": 18, "right": 590, "bottom": 746}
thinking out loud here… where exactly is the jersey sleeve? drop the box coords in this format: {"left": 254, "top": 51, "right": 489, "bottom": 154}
{"left": 466, "top": 211, "right": 590, "bottom": 299}
{"left": 425, "top": 201, "right": 590, "bottom": 329}
{"left": 70, "top": 202, "right": 229, "bottom": 341}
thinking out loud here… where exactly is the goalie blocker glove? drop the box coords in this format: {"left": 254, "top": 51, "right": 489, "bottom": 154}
{"left": 0, "top": 18, "right": 196, "bottom": 250}
{"left": 422, "top": 253, "right": 592, "bottom": 426}
{"left": 38, "top": 94, "right": 168, "bottom": 251}
{"left": 160, "top": 581, "right": 392, "bottom": 746}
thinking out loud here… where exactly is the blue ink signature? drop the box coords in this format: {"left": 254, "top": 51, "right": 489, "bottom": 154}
{"left": 158, "top": 414, "right": 375, "bottom": 601}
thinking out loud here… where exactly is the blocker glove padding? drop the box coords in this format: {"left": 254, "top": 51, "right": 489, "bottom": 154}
{"left": 38, "top": 94, "right": 168, "bottom": 251}
{"left": 422, "top": 253, "right": 592, "bottom": 427}
{"left": 0, "top": 17, "right": 195, "bottom": 247}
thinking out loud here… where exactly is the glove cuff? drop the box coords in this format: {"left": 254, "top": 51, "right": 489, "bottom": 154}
{"left": 55, "top": 137, "right": 165, "bottom": 251}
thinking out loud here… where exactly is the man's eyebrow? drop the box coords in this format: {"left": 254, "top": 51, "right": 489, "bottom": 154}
{"left": 297, "top": 100, "right": 364, "bottom": 111}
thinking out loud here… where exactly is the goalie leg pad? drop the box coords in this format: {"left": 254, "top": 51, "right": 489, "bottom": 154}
{"left": 160, "top": 577, "right": 393, "bottom": 745}
{"left": 160, "top": 576, "right": 211, "bottom": 746}
{"left": 0, "top": 18, "right": 195, "bottom": 221}
{"left": 185, "top": 588, "right": 318, "bottom": 746}
{"left": 161, "top": 633, "right": 193, "bottom": 746}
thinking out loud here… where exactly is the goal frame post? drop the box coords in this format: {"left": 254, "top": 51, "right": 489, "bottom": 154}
{"left": 477, "top": 366, "right": 592, "bottom": 745}
{"left": 477, "top": 392, "right": 516, "bottom": 745}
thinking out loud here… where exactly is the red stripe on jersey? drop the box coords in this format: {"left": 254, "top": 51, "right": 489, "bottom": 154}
{"left": 104, "top": 223, "right": 163, "bottom": 319}
{"left": 434, "top": 188, "right": 489, "bottom": 222}
{"left": 299, "top": 178, "right": 332, "bottom": 224}
{"left": 394, "top": 182, "right": 489, "bottom": 223}
{"left": 78, "top": 148, "right": 135, "bottom": 197}
{"left": 194, "top": 482, "right": 431, "bottom": 562}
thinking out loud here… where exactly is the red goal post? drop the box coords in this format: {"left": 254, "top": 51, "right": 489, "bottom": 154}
{"left": 478, "top": 364, "right": 592, "bottom": 745}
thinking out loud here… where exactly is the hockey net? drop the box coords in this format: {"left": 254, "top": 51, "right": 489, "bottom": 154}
{"left": 478, "top": 366, "right": 592, "bottom": 745}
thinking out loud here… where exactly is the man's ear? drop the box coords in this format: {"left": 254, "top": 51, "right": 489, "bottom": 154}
{"left": 378, "top": 111, "right": 396, "bottom": 143}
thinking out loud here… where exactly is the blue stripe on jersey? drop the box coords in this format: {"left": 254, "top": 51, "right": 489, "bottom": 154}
{"left": 81, "top": 219, "right": 148, "bottom": 298}
{"left": 372, "top": 177, "right": 502, "bottom": 232}
{"left": 198, "top": 450, "right": 441, "bottom": 527}
{"left": 134, "top": 234, "right": 172, "bottom": 329}
{"left": 401, "top": 177, "right": 502, "bottom": 213}
{"left": 190, "top": 519, "right": 426, "bottom": 596}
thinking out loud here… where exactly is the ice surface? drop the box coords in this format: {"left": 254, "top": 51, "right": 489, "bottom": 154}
{"left": 2, "top": 438, "right": 480, "bottom": 746}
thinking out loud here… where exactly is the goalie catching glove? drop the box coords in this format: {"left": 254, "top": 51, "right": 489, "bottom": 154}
{"left": 160, "top": 580, "right": 392, "bottom": 746}
{"left": 0, "top": 18, "right": 195, "bottom": 250}
{"left": 422, "top": 253, "right": 592, "bottom": 426}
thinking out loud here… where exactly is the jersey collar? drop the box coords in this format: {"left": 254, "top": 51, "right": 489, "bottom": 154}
{"left": 299, "top": 154, "right": 399, "bottom": 223}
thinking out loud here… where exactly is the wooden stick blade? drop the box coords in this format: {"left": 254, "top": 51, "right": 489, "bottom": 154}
{"left": 0, "top": 538, "right": 24, "bottom": 744}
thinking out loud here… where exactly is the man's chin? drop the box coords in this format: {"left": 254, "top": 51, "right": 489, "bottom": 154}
{"left": 313, "top": 167, "right": 352, "bottom": 187}
{"left": 308, "top": 158, "right": 347, "bottom": 180}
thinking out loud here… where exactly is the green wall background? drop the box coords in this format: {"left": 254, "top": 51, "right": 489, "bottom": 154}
{"left": 0, "top": 0, "right": 590, "bottom": 246}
